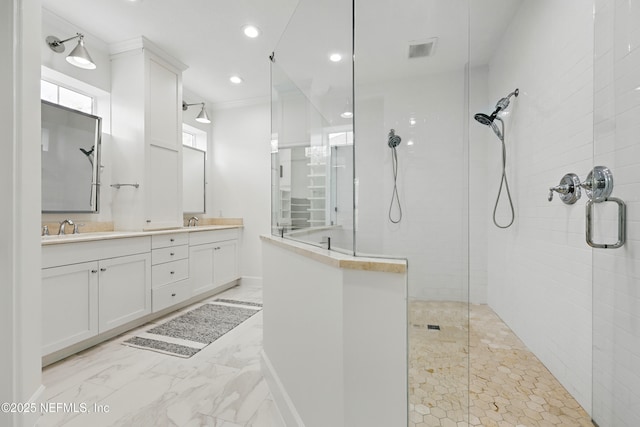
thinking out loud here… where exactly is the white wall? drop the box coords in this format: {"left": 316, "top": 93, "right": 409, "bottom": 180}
{"left": 591, "top": 0, "right": 640, "bottom": 425}
{"left": 1, "top": 1, "right": 44, "bottom": 426}
{"left": 261, "top": 239, "right": 407, "bottom": 427}
{"left": 355, "top": 71, "right": 470, "bottom": 301}
{"left": 211, "top": 101, "right": 271, "bottom": 282}
{"left": 486, "top": 0, "right": 594, "bottom": 412}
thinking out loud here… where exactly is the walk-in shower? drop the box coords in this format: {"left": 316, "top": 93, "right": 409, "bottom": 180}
{"left": 474, "top": 88, "right": 518, "bottom": 229}
{"left": 270, "top": 0, "right": 639, "bottom": 425}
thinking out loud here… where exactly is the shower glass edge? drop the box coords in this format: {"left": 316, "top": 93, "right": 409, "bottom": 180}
{"left": 270, "top": 0, "right": 355, "bottom": 255}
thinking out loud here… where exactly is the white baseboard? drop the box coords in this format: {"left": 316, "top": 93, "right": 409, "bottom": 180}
{"left": 240, "top": 276, "right": 262, "bottom": 287}
{"left": 260, "top": 350, "right": 305, "bottom": 427}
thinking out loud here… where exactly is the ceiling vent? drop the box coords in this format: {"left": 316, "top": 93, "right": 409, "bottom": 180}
{"left": 408, "top": 37, "right": 438, "bottom": 59}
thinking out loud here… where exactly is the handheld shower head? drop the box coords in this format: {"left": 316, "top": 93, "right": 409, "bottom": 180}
{"left": 490, "top": 118, "right": 504, "bottom": 141}
{"left": 388, "top": 129, "right": 401, "bottom": 148}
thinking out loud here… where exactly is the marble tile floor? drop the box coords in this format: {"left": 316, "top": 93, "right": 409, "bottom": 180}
{"left": 36, "top": 283, "right": 286, "bottom": 427}
{"left": 409, "top": 301, "right": 594, "bottom": 427}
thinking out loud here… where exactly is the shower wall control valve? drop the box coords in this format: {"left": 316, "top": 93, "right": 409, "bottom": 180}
{"left": 578, "top": 166, "right": 613, "bottom": 202}
{"left": 548, "top": 173, "right": 581, "bottom": 204}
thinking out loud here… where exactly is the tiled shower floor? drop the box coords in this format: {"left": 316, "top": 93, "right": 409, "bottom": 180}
{"left": 409, "top": 301, "right": 594, "bottom": 427}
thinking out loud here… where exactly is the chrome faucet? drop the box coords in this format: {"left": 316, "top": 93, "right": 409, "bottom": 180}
{"left": 188, "top": 216, "right": 199, "bottom": 227}
{"left": 58, "top": 219, "right": 74, "bottom": 235}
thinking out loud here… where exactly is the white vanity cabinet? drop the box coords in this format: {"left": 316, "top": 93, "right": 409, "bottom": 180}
{"left": 42, "top": 261, "right": 98, "bottom": 355}
{"left": 189, "top": 229, "right": 240, "bottom": 295}
{"left": 41, "top": 227, "right": 241, "bottom": 361}
{"left": 151, "top": 233, "right": 192, "bottom": 312}
{"left": 110, "top": 37, "right": 188, "bottom": 230}
{"left": 42, "top": 237, "right": 152, "bottom": 356}
{"left": 98, "top": 253, "right": 152, "bottom": 332}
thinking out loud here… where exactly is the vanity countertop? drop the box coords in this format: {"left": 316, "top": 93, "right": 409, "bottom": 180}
{"left": 42, "top": 225, "right": 242, "bottom": 246}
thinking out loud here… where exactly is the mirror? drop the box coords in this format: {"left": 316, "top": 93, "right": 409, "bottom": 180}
{"left": 41, "top": 100, "right": 101, "bottom": 213}
{"left": 182, "top": 146, "right": 206, "bottom": 213}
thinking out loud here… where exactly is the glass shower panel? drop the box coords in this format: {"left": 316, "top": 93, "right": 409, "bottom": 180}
{"left": 592, "top": 0, "right": 640, "bottom": 425}
{"left": 270, "top": 0, "right": 354, "bottom": 253}
{"left": 353, "top": 0, "right": 470, "bottom": 424}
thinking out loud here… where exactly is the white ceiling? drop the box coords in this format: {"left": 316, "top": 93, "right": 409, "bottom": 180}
{"left": 41, "top": 0, "right": 522, "bottom": 106}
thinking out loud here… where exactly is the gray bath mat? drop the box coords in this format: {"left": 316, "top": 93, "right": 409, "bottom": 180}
{"left": 123, "top": 301, "right": 261, "bottom": 358}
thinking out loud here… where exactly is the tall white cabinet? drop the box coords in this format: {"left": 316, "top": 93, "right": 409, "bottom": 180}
{"left": 110, "top": 37, "right": 188, "bottom": 230}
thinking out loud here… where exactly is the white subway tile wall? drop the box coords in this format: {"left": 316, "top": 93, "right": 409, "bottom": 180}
{"left": 355, "top": 71, "right": 470, "bottom": 301}
{"left": 592, "top": 0, "right": 640, "bottom": 425}
{"left": 486, "top": 0, "right": 594, "bottom": 414}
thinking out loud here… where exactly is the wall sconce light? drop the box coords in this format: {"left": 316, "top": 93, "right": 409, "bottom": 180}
{"left": 46, "top": 33, "right": 96, "bottom": 70}
{"left": 182, "top": 101, "right": 211, "bottom": 124}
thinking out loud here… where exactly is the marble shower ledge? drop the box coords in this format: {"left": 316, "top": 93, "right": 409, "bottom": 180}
{"left": 42, "top": 224, "right": 243, "bottom": 246}
{"left": 260, "top": 234, "right": 406, "bottom": 274}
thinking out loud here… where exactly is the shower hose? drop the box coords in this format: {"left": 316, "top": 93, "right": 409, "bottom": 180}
{"left": 389, "top": 145, "right": 402, "bottom": 223}
{"left": 493, "top": 139, "right": 515, "bottom": 228}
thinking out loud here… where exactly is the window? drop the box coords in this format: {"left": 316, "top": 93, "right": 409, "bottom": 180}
{"left": 182, "top": 124, "right": 207, "bottom": 151}
{"left": 41, "top": 80, "right": 94, "bottom": 114}
{"left": 328, "top": 131, "right": 353, "bottom": 146}
{"left": 182, "top": 131, "right": 196, "bottom": 148}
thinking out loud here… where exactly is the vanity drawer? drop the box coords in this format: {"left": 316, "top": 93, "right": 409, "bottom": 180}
{"left": 189, "top": 228, "right": 238, "bottom": 246}
{"left": 152, "top": 279, "right": 193, "bottom": 312}
{"left": 152, "top": 259, "right": 189, "bottom": 288}
{"left": 152, "top": 233, "right": 189, "bottom": 249}
{"left": 152, "top": 244, "right": 188, "bottom": 265}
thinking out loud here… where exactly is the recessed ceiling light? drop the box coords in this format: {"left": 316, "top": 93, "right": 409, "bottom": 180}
{"left": 230, "top": 75, "right": 243, "bottom": 84}
{"left": 243, "top": 25, "right": 260, "bottom": 38}
{"left": 329, "top": 53, "right": 342, "bottom": 62}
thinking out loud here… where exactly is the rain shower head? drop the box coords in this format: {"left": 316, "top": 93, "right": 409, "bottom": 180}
{"left": 474, "top": 113, "right": 494, "bottom": 126}
{"left": 474, "top": 113, "right": 504, "bottom": 141}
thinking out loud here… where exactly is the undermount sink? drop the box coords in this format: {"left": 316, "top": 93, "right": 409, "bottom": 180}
{"left": 41, "top": 231, "right": 129, "bottom": 242}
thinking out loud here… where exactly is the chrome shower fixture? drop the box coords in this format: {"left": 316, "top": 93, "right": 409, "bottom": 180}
{"left": 473, "top": 88, "right": 519, "bottom": 132}
{"left": 388, "top": 129, "right": 401, "bottom": 148}
{"left": 387, "top": 129, "right": 402, "bottom": 223}
{"left": 46, "top": 33, "right": 96, "bottom": 70}
{"left": 473, "top": 88, "right": 520, "bottom": 229}
{"left": 182, "top": 101, "right": 211, "bottom": 124}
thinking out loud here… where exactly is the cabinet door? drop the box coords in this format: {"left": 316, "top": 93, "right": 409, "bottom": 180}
{"left": 190, "top": 243, "right": 215, "bottom": 295}
{"left": 99, "top": 253, "right": 151, "bottom": 332}
{"left": 147, "top": 57, "right": 180, "bottom": 150}
{"left": 146, "top": 144, "right": 182, "bottom": 229}
{"left": 42, "top": 262, "right": 99, "bottom": 355}
{"left": 213, "top": 240, "right": 239, "bottom": 287}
